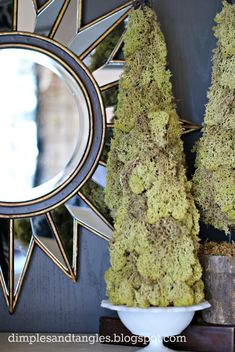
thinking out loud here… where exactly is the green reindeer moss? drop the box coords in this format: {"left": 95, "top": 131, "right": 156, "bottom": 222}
{"left": 193, "top": 2, "right": 235, "bottom": 234}
{"left": 105, "top": 7, "right": 204, "bottom": 307}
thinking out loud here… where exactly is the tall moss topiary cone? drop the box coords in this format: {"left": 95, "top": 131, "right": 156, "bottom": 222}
{"left": 105, "top": 6, "right": 204, "bottom": 308}
{"left": 193, "top": 2, "right": 235, "bottom": 234}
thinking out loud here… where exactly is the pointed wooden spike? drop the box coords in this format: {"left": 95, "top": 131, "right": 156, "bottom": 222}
{"left": 180, "top": 120, "right": 202, "bottom": 135}
{"left": 105, "top": 104, "right": 202, "bottom": 135}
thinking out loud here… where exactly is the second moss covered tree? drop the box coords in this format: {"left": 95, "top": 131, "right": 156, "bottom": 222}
{"left": 193, "top": 2, "right": 235, "bottom": 234}
{"left": 105, "top": 6, "right": 204, "bottom": 307}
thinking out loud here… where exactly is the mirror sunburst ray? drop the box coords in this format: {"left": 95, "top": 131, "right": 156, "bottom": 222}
{"left": 0, "top": 218, "right": 35, "bottom": 312}
{"left": 76, "top": 190, "right": 113, "bottom": 240}
{"left": 13, "top": 235, "right": 35, "bottom": 312}
{"left": 31, "top": 212, "right": 77, "bottom": 280}
{"left": 2, "top": 0, "right": 134, "bottom": 312}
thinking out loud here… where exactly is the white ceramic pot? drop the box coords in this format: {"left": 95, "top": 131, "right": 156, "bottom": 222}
{"left": 101, "top": 300, "right": 210, "bottom": 351}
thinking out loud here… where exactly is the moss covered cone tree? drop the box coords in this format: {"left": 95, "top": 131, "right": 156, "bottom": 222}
{"left": 104, "top": 6, "right": 204, "bottom": 308}
{"left": 193, "top": 2, "right": 235, "bottom": 234}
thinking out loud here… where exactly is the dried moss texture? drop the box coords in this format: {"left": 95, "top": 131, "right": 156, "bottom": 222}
{"left": 193, "top": 2, "right": 235, "bottom": 234}
{"left": 105, "top": 7, "right": 204, "bottom": 307}
{"left": 202, "top": 241, "right": 235, "bottom": 257}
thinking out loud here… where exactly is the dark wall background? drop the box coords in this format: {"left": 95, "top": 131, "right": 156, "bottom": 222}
{"left": 0, "top": 0, "right": 227, "bottom": 333}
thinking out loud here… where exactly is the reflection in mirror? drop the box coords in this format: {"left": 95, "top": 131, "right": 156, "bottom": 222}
{"left": 14, "top": 219, "right": 32, "bottom": 293}
{"left": 31, "top": 215, "right": 67, "bottom": 268}
{"left": 92, "top": 164, "right": 107, "bottom": 188}
{"left": 67, "top": 202, "right": 113, "bottom": 241}
{"left": 93, "top": 62, "right": 123, "bottom": 89}
{"left": 80, "top": 179, "right": 112, "bottom": 224}
{"left": 0, "top": 48, "right": 90, "bottom": 203}
{"left": 102, "top": 85, "right": 119, "bottom": 114}
{"left": 69, "top": 5, "right": 130, "bottom": 58}
{"left": 89, "top": 19, "right": 127, "bottom": 89}
{"left": 50, "top": 205, "right": 74, "bottom": 266}
{"left": 87, "top": 22, "right": 125, "bottom": 73}
{"left": 106, "top": 107, "right": 115, "bottom": 124}
{"left": 35, "top": 0, "right": 49, "bottom": 7}
{"left": 0, "top": 219, "right": 10, "bottom": 290}
{"left": 0, "top": 0, "right": 12, "bottom": 31}
{"left": 101, "top": 87, "right": 118, "bottom": 164}
{"left": 110, "top": 41, "right": 124, "bottom": 61}
{"left": 101, "top": 127, "right": 113, "bottom": 164}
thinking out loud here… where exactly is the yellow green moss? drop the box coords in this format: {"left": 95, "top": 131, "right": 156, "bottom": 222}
{"left": 105, "top": 7, "right": 204, "bottom": 307}
{"left": 193, "top": 2, "right": 235, "bottom": 234}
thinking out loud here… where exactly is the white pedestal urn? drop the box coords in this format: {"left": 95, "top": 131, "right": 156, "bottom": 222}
{"left": 101, "top": 300, "right": 210, "bottom": 351}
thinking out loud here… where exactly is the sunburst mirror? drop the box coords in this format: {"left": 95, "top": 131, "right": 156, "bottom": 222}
{"left": 0, "top": 0, "right": 202, "bottom": 313}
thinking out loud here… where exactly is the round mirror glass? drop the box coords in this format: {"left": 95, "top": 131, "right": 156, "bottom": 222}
{"left": 0, "top": 48, "right": 90, "bottom": 203}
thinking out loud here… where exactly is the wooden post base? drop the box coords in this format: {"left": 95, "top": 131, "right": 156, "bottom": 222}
{"left": 99, "top": 316, "right": 235, "bottom": 352}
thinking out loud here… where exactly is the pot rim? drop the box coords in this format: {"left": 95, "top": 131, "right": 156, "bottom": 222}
{"left": 203, "top": 254, "right": 235, "bottom": 257}
{"left": 101, "top": 299, "right": 211, "bottom": 313}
